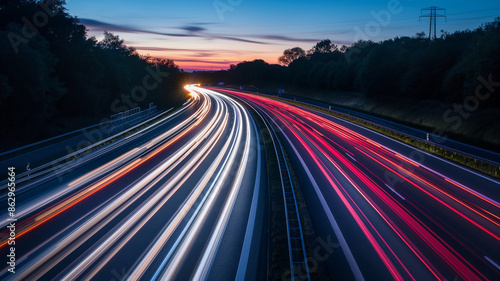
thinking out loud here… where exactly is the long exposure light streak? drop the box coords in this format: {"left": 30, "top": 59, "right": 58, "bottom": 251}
{"left": 222, "top": 88, "right": 500, "bottom": 280}
{"left": 0, "top": 85, "right": 261, "bottom": 281}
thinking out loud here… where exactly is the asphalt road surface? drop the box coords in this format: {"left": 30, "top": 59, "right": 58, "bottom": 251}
{"left": 220, "top": 88, "right": 500, "bottom": 281}
{"left": 2, "top": 85, "right": 499, "bottom": 281}
{"left": 0, "top": 86, "right": 266, "bottom": 281}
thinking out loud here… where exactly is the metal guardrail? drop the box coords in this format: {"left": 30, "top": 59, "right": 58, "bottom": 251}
{"left": 109, "top": 105, "right": 157, "bottom": 135}
{"left": 285, "top": 99, "right": 500, "bottom": 168}
{"left": 0, "top": 107, "right": 171, "bottom": 186}
{"left": 0, "top": 120, "right": 112, "bottom": 158}
{"left": 221, "top": 90, "right": 311, "bottom": 280}
{"left": 266, "top": 116, "right": 311, "bottom": 281}
{"left": 230, "top": 91, "right": 311, "bottom": 280}
{"left": 1, "top": 104, "right": 158, "bottom": 158}
{"left": 227, "top": 87, "right": 500, "bottom": 169}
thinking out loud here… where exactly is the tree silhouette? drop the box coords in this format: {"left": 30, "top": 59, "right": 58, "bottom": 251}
{"left": 415, "top": 32, "right": 426, "bottom": 39}
{"left": 308, "top": 39, "right": 337, "bottom": 55}
{"left": 0, "top": 0, "right": 186, "bottom": 150}
{"left": 200, "top": 17, "right": 500, "bottom": 110}
{"left": 278, "top": 47, "right": 305, "bottom": 65}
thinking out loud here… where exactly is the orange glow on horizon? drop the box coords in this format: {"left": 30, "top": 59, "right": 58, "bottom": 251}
{"left": 136, "top": 49, "right": 279, "bottom": 71}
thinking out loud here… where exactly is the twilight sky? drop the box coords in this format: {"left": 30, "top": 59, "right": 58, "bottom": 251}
{"left": 66, "top": 0, "right": 500, "bottom": 71}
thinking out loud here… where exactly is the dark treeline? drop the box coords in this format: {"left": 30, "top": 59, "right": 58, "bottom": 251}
{"left": 193, "top": 18, "right": 500, "bottom": 107}
{"left": 0, "top": 0, "right": 187, "bottom": 150}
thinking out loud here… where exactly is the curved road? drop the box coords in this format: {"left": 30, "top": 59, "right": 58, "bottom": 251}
{"left": 2, "top": 85, "right": 499, "bottom": 281}
{"left": 220, "top": 88, "right": 500, "bottom": 281}
{"left": 252, "top": 89, "right": 500, "bottom": 165}
{"left": 0, "top": 86, "right": 266, "bottom": 281}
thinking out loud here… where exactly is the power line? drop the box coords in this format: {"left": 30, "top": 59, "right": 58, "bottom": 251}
{"left": 420, "top": 6, "right": 447, "bottom": 40}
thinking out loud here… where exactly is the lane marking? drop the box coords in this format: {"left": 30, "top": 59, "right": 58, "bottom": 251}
{"left": 346, "top": 153, "right": 357, "bottom": 162}
{"left": 310, "top": 106, "right": 500, "bottom": 185}
{"left": 385, "top": 184, "right": 406, "bottom": 201}
{"left": 484, "top": 256, "right": 500, "bottom": 271}
{"left": 265, "top": 112, "right": 365, "bottom": 281}
{"left": 236, "top": 113, "right": 263, "bottom": 281}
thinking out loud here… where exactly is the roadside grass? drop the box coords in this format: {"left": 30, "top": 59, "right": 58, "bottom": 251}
{"left": 9, "top": 107, "right": 179, "bottom": 182}
{"left": 255, "top": 83, "right": 500, "bottom": 152}
{"left": 253, "top": 92, "right": 500, "bottom": 179}
{"left": 58, "top": 108, "right": 178, "bottom": 165}
{"left": 0, "top": 127, "right": 90, "bottom": 162}
{"left": 247, "top": 107, "right": 289, "bottom": 280}
{"left": 280, "top": 145, "right": 330, "bottom": 280}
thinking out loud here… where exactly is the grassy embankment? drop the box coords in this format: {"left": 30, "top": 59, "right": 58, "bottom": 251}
{"left": 249, "top": 83, "right": 500, "bottom": 178}
{"left": 245, "top": 103, "right": 328, "bottom": 280}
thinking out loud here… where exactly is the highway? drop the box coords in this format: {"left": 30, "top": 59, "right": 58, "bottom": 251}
{"left": 219, "top": 88, "right": 500, "bottom": 281}
{"left": 2, "top": 85, "right": 499, "bottom": 281}
{"left": 253, "top": 90, "right": 500, "bottom": 165}
{"left": 0, "top": 86, "right": 266, "bottom": 281}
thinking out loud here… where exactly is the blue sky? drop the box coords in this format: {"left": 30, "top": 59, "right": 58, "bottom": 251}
{"left": 66, "top": 0, "right": 500, "bottom": 71}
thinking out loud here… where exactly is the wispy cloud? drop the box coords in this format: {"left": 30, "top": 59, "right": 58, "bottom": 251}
{"left": 133, "top": 46, "right": 257, "bottom": 57}
{"left": 252, "top": 35, "right": 320, "bottom": 43}
{"left": 179, "top": 26, "right": 206, "bottom": 32}
{"left": 78, "top": 18, "right": 334, "bottom": 71}
{"left": 134, "top": 46, "right": 203, "bottom": 52}
{"left": 158, "top": 58, "right": 241, "bottom": 65}
{"left": 212, "top": 35, "right": 267, "bottom": 44}
{"left": 79, "top": 19, "right": 191, "bottom": 37}
{"left": 80, "top": 18, "right": 328, "bottom": 45}
{"left": 79, "top": 18, "right": 268, "bottom": 44}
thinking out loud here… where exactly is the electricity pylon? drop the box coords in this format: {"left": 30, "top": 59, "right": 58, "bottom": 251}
{"left": 420, "top": 6, "right": 447, "bottom": 40}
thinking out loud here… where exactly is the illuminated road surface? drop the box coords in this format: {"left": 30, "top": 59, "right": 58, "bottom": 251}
{"left": 2, "top": 85, "right": 499, "bottom": 281}
{"left": 0, "top": 87, "right": 265, "bottom": 281}
{"left": 220, "top": 88, "right": 500, "bottom": 281}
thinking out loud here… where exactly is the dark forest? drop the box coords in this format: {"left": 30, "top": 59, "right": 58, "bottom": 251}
{"left": 0, "top": 0, "right": 187, "bottom": 150}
